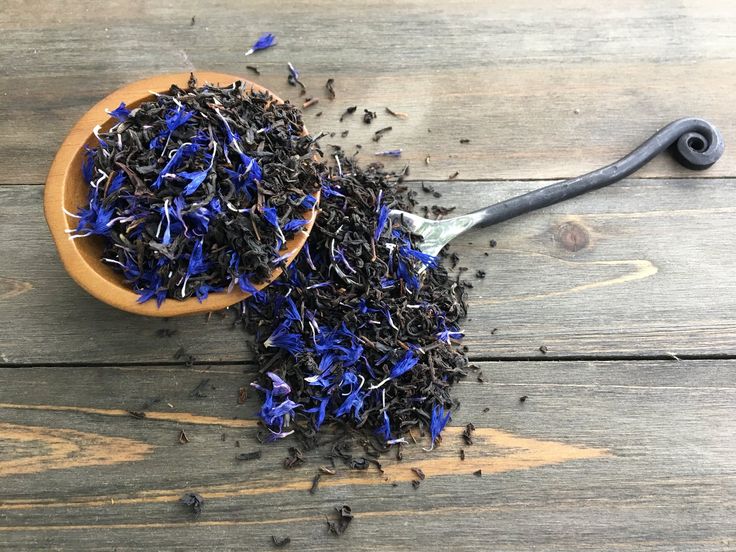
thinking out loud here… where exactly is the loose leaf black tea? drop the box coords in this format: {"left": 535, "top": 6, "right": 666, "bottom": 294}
{"left": 69, "top": 76, "right": 321, "bottom": 306}
{"left": 339, "top": 106, "right": 357, "bottom": 122}
{"left": 180, "top": 492, "right": 204, "bottom": 515}
{"left": 325, "top": 78, "right": 336, "bottom": 100}
{"left": 462, "top": 422, "right": 475, "bottom": 445}
{"left": 326, "top": 505, "right": 354, "bottom": 536}
{"left": 271, "top": 535, "right": 291, "bottom": 548}
{"left": 411, "top": 467, "right": 426, "bottom": 480}
{"left": 283, "top": 446, "right": 305, "bottom": 469}
{"left": 236, "top": 450, "right": 262, "bottom": 461}
{"left": 309, "top": 473, "right": 321, "bottom": 494}
{"left": 242, "top": 152, "right": 468, "bottom": 453}
{"left": 372, "top": 126, "right": 392, "bottom": 142}
{"left": 271, "top": 535, "right": 291, "bottom": 547}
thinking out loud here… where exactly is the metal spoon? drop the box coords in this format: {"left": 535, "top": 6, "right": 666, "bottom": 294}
{"left": 389, "top": 117, "right": 724, "bottom": 259}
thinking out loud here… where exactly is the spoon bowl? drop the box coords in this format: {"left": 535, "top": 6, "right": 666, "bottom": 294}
{"left": 44, "top": 72, "right": 319, "bottom": 317}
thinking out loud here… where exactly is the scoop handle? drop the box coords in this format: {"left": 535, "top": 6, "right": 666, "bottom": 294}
{"left": 469, "top": 117, "right": 724, "bottom": 229}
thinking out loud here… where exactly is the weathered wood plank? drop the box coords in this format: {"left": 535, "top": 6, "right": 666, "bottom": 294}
{"left": 0, "top": 360, "right": 733, "bottom": 550}
{"left": 2, "top": 178, "right": 736, "bottom": 364}
{"left": 1, "top": 0, "right": 735, "bottom": 183}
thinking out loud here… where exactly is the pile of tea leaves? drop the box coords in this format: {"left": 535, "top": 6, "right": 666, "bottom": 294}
{"left": 70, "top": 75, "right": 321, "bottom": 305}
{"left": 241, "top": 152, "right": 469, "bottom": 452}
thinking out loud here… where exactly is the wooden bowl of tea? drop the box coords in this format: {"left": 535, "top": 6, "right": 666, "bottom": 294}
{"left": 44, "top": 72, "right": 319, "bottom": 317}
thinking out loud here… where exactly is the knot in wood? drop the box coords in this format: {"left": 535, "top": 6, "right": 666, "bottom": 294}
{"left": 556, "top": 221, "right": 589, "bottom": 252}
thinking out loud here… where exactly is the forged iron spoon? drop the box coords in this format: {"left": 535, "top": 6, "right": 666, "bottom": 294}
{"left": 390, "top": 117, "right": 724, "bottom": 259}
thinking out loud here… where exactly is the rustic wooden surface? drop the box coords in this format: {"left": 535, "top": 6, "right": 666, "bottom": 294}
{"left": 1, "top": 0, "right": 735, "bottom": 550}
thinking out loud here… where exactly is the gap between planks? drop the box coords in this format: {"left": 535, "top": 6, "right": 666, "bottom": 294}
{"left": 3, "top": 353, "right": 736, "bottom": 369}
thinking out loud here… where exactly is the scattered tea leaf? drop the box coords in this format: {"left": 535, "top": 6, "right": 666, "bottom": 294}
{"left": 236, "top": 450, "right": 262, "bottom": 461}
{"left": 180, "top": 492, "right": 204, "bottom": 516}
{"left": 325, "top": 78, "right": 336, "bottom": 100}
{"left": 327, "top": 505, "right": 353, "bottom": 536}
{"left": 271, "top": 535, "right": 291, "bottom": 547}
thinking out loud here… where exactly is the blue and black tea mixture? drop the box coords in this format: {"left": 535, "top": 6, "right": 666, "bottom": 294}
{"left": 73, "top": 74, "right": 469, "bottom": 456}
{"left": 241, "top": 153, "right": 468, "bottom": 452}
{"left": 70, "top": 75, "right": 320, "bottom": 304}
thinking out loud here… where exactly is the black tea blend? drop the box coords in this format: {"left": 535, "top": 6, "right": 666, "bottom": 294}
{"left": 69, "top": 75, "right": 321, "bottom": 306}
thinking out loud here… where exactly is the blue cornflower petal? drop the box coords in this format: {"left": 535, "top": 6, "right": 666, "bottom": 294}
{"left": 282, "top": 296, "right": 301, "bottom": 322}
{"left": 245, "top": 33, "right": 277, "bottom": 56}
{"left": 152, "top": 143, "right": 199, "bottom": 190}
{"left": 396, "top": 256, "right": 420, "bottom": 290}
{"left": 300, "top": 194, "right": 317, "bottom": 209}
{"left": 238, "top": 274, "right": 266, "bottom": 302}
{"left": 389, "top": 350, "right": 419, "bottom": 380}
{"left": 263, "top": 321, "right": 304, "bottom": 357}
{"left": 315, "top": 397, "right": 329, "bottom": 428}
{"left": 340, "top": 371, "right": 359, "bottom": 388}
{"left": 238, "top": 152, "right": 262, "bottom": 181}
{"left": 195, "top": 283, "right": 222, "bottom": 302}
{"left": 107, "top": 172, "right": 126, "bottom": 194}
{"left": 266, "top": 371, "right": 292, "bottom": 396}
{"left": 334, "top": 387, "right": 365, "bottom": 421}
{"left": 165, "top": 105, "right": 194, "bottom": 132}
{"left": 283, "top": 218, "right": 308, "bottom": 232}
{"left": 437, "top": 318, "right": 464, "bottom": 344}
{"left": 379, "top": 411, "right": 392, "bottom": 441}
{"left": 209, "top": 197, "right": 222, "bottom": 214}
{"left": 375, "top": 149, "right": 402, "bottom": 157}
{"left": 429, "top": 404, "right": 451, "bottom": 446}
{"left": 82, "top": 146, "right": 95, "bottom": 183}
{"left": 187, "top": 240, "right": 209, "bottom": 276}
{"left": 304, "top": 396, "right": 330, "bottom": 429}
{"left": 267, "top": 398, "right": 300, "bottom": 426}
{"left": 109, "top": 102, "right": 131, "bottom": 122}
{"left": 74, "top": 200, "right": 115, "bottom": 236}
{"left": 262, "top": 207, "right": 280, "bottom": 228}
{"left": 400, "top": 245, "right": 439, "bottom": 269}
{"left": 374, "top": 204, "right": 390, "bottom": 241}
{"left": 321, "top": 182, "right": 345, "bottom": 198}
{"left": 180, "top": 168, "right": 210, "bottom": 195}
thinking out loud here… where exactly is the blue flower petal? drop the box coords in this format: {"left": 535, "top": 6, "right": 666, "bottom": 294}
{"left": 374, "top": 204, "right": 390, "bottom": 241}
{"left": 429, "top": 404, "right": 451, "bottom": 445}
{"left": 266, "top": 371, "right": 292, "bottom": 396}
{"left": 389, "top": 350, "right": 419, "bottom": 380}
{"left": 109, "top": 102, "right": 131, "bottom": 122}
{"left": 245, "top": 33, "right": 277, "bottom": 56}
{"left": 263, "top": 321, "right": 304, "bottom": 357}
{"left": 283, "top": 218, "right": 308, "bottom": 232}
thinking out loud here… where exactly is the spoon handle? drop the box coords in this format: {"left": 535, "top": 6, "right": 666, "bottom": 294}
{"left": 467, "top": 117, "right": 724, "bottom": 229}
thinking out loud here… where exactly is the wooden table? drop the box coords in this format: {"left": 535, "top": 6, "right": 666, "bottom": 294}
{"left": 1, "top": 1, "right": 735, "bottom": 550}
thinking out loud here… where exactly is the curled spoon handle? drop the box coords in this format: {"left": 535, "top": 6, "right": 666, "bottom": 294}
{"left": 468, "top": 117, "right": 724, "bottom": 229}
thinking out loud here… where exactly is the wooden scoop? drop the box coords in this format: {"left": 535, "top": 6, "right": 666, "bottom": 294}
{"left": 44, "top": 72, "right": 319, "bottom": 317}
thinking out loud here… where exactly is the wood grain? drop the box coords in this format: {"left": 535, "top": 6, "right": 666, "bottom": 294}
{"left": 2, "top": 178, "right": 736, "bottom": 364}
{"left": 1, "top": 0, "right": 735, "bottom": 184}
{"left": 0, "top": 360, "right": 732, "bottom": 550}
{"left": 1, "top": 1, "right": 735, "bottom": 550}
